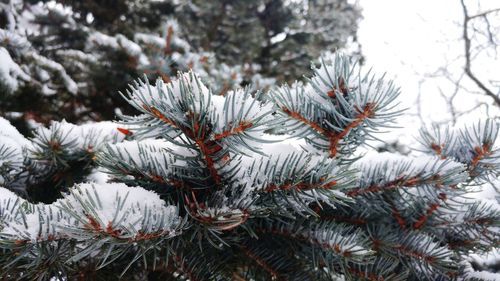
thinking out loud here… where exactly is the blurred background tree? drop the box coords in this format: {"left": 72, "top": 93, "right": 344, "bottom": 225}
{"left": 0, "top": 0, "right": 361, "bottom": 135}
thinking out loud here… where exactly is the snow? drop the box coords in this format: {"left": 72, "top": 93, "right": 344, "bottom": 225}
{"left": 210, "top": 88, "right": 274, "bottom": 153}
{"left": 134, "top": 20, "right": 190, "bottom": 51}
{"left": 310, "top": 53, "right": 401, "bottom": 122}
{"left": 308, "top": 226, "right": 372, "bottom": 259}
{"left": 463, "top": 252, "right": 500, "bottom": 280}
{"left": 88, "top": 31, "right": 120, "bottom": 50}
{"left": 60, "top": 183, "right": 178, "bottom": 234}
{"left": 0, "top": 117, "right": 28, "bottom": 184}
{"left": 0, "top": 1, "right": 497, "bottom": 276}
{"left": 0, "top": 29, "right": 30, "bottom": 50}
{"left": 87, "top": 31, "right": 150, "bottom": 66}
{"left": 101, "top": 138, "right": 200, "bottom": 183}
{"left": 464, "top": 271, "right": 500, "bottom": 280}
{"left": 129, "top": 71, "right": 211, "bottom": 115}
{"left": 309, "top": 54, "right": 353, "bottom": 99}
{"left": 418, "top": 120, "right": 500, "bottom": 180}
{"left": 134, "top": 32, "right": 165, "bottom": 48}
{"left": 0, "top": 183, "right": 181, "bottom": 242}
{"left": 0, "top": 117, "right": 29, "bottom": 146}
{"left": 163, "top": 19, "right": 191, "bottom": 51}
{"left": 28, "top": 52, "right": 78, "bottom": 94}
{"left": 32, "top": 120, "right": 125, "bottom": 153}
{"left": 0, "top": 47, "right": 30, "bottom": 93}
{"left": 0, "top": 187, "right": 23, "bottom": 205}
{"left": 104, "top": 139, "right": 174, "bottom": 164}
{"left": 469, "top": 248, "right": 500, "bottom": 271}
{"left": 356, "top": 152, "right": 468, "bottom": 188}
{"left": 116, "top": 34, "right": 145, "bottom": 59}
{"left": 55, "top": 49, "right": 98, "bottom": 64}
{"left": 259, "top": 135, "right": 309, "bottom": 156}
{"left": 86, "top": 168, "right": 111, "bottom": 184}
{"left": 0, "top": 187, "right": 26, "bottom": 234}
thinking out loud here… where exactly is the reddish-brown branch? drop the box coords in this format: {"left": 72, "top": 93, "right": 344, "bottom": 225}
{"left": 195, "top": 139, "right": 222, "bottom": 184}
{"left": 414, "top": 193, "right": 447, "bottom": 230}
{"left": 240, "top": 246, "right": 283, "bottom": 280}
{"left": 391, "top": 204, "right": 407, "bottom": 230}
{"left": 348, "top": 268, "right": 386, "bottom": 281}
{"left": 117, "top": 127, "right": 133, "bottom": 136}
{"left": 218, "top": 83, "right": 230, "bottom": 96}
{"left": 48, "top": 140, "right": 61, "bottom": 151}
{"left": 447, "top": 239, "right": 478, "bottom": 249}
{"left": 13, "top": 222, "right": 172, "bottom": 246}
{"left": 281, "top": 106, "right": 327, "bottom": 135}
{"left": 188, "top": 113, "right": 223, "bottom": 185}
{"left": 432, "top": 217, "right": 495, "bottom": 228}
{"left": 347, "top": 175, "right": 423, "bottom": 197}
{"left": 328, "top": 103, "right": 375, "bottom": 157}
{"left": 147, "top": 174, "right": 191, "bottom": 191}
{"left": 190, "top": 209, "right": 249, "bottom": 231}
{"left": 327, "top": 77, "right": 349, "bottom": 99}
{"left": 264, "top": 179, "right": 337, "bottom": 192}
{"left": 144, "top": 105, "right": 179, "bottom": 128}
{"left": 145, "top": 106, "right": 223, "bottom": 185}
{"left": 413, "top": 203, "right": 440, "bottom": 230}
{"left": 16, "top": 234, "right": 60, "bottom": 246}
{"left": 169, "top": 253, "right": 198, "bottom": 281}
{"left": 132, "top": 230, "right": 170, "bottom": 242}
{"left": 232, "top": 272, "right": 247, "bottom": 281}
{"left": 320, "top": 214, "right": 367, "bottom": 225}
{"left": 15, "top": 239, "right": 30, "bottom": 246}
{"left": 168, "top": 178, "right": 189, "bottom": 190}
{"left": 471, "top": 142, "right": 491, "bottom": 167}
{"left": 431, "top": 143, "right": 446, "bottom": 159}
{"left": 371, "top": 238, "right": 382, "bottom": 251}
{"left": 254, "top": 227, "right": 353, "bottom": 258}
{"left": 85, "top": 215, "right": 102, "bottom": 232}
{"left": 106, "top": 222, "right": 122, "bottom": 238}
{"left": 383, "top": 192, "right": 408, "bottom": 230}
{"left": 85, "top": 214, "right": 175, "bottom": 242}
{"left": 281, "top": 103, "right": 375, "bottom": 158}
{"left": 185, "top": 192, "right": 248, "bottom": 230}
{"left": 213, "top": 121, "right": 253, "bottom": 141}
{"left": 395, "top": 244, "right": 436, "bottom": 263}
{"left": 149, "top": 174, "right": 166, "bottom": 183}
{"left": 164, "top": 26, "right": 174, "bottom": 55}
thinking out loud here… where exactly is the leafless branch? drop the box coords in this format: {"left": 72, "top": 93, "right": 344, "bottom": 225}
{"left": 460, "top": 0, "right": 500, "bottom": 107}
{"left": 469, "top": 7, "right": 500, "bottom": 20}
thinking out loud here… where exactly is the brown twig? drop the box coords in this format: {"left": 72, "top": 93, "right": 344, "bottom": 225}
{"left": 460, "top": 0, "right": 500, "bottom": 107}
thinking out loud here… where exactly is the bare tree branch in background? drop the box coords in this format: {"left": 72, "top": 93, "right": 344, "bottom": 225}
{"left": 460, "top": 0, "right": 500, "bottom": 107}
{"left": 413, "top": 0, "right": 500, "bottom": 125}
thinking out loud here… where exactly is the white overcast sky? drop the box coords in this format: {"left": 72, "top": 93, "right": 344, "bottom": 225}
{"left": 357, "top": 0, "right": 500, "bottom": 144}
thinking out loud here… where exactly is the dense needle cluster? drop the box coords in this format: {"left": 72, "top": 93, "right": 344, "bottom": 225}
{"left": 0, "top": 54, "right": 498, "bottom": 280}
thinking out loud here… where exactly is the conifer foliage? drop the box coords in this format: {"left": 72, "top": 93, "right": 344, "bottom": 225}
{"left": 0, "top": 0, "right": 360, "bottom": 134}
{"left": 0, "top": 55, "right": 499, "bottom": 280}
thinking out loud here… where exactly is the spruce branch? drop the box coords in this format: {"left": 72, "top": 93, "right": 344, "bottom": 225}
{"left": 1, "top": 53, "right": 500, "bottom": 279}
{"left": 272, "top": 54, "right": 401, "bottom": 158}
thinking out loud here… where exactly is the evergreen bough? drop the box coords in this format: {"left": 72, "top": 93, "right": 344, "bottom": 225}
{"left": 0, "top": 0, "right": 359, "bottom": 134}
{"left": 0, "top": 55, "right": 499, "bottom": 280}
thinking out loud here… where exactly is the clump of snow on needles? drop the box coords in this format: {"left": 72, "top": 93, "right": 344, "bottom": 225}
{"left": 0, "top": 183, "right": 180, "bottom": 242}
{"left": 0, "top": 47, "right": 30, "bottom": 93}
{"left": 0, "top": 117, "right": 29, "bottom": 184}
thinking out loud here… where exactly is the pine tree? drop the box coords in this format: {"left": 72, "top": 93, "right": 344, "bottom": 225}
{"left": 174, "top": 0, "right": 361, "bottom": 81}
{"left": 0, "top": 0, "right": 243, "bottom": 132}
{"left": 0, "top": 0, "right": 360, "bottom": 135}
{"left": 0, "top": 54, "right": 499, "bottom": 280}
